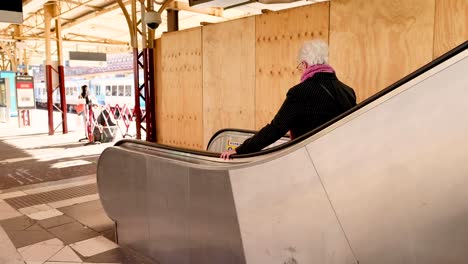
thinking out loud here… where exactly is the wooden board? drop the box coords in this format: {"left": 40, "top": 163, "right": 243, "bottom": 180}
{"left": 202, "top": 17, "right": 256, "bottom": 148}
{"left": 329, "top": 0, "right": 435, "bottom": 102}
{"left": 434, "top": 0, "right": 468, "bottom": 58}
{"left": 255, "top": 2, "right": 330, "bottom": 129}
{"left": 158, "top": 28, "right": 204, "bottom": 150}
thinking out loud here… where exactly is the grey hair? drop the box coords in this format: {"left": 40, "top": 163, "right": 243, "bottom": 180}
{"left": 297, "top": 39, "right": 329, "bottom": 65}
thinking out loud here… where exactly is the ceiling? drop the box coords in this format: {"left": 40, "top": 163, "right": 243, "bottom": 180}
{"left": 0, "top": 0, "right": 325, "bottom": 66}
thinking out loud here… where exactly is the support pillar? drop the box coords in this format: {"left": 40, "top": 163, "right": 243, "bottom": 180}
{"left": 44, "top": 1, "right": 67, "bottom": 135}
{"left": 143, "top": 48, "right": 156, "bottom": 142}
{"left": 14, "top": 25, "right": 22, "bottom": 74}
{"left": 121, "top": 0, "right": 157, "bottom": 141}
{"left": 167, "top": 9, "right": 179, "bottom": 32}
{"left": 44, "top": 4, "right": 54, "bottom": 135}
{"left": 23, "top": 49, "right": 29, "bottom": 75}
{"left": 133, "top": 48, "right": 142, "bottom": 139}
{"left": 56, "top": 17, "right": 68, "bottom": 134}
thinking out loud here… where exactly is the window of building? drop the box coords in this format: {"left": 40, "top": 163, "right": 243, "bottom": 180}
{"left": 118, "top": 85, "right": 124, "bottom": 96}
{"left": 125, "top": 85, "right": 132, "bottom": 96}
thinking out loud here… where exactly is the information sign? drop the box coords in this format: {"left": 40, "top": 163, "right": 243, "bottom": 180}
{"left": 16, "top": 76, "right": 35, "bottom": 109}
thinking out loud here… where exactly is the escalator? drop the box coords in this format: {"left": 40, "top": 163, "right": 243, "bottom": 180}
{"left": 97, "top": 42, "right": 468, "bottom": 264}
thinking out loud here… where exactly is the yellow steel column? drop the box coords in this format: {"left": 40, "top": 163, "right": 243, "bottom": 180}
{"left": 44, "top": 2, "right": 54, "bottom": 135}
{"left": 55, "top": 15, "right": 68, "bottom": 133}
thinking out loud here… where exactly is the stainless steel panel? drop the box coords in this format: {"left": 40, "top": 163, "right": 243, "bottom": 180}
{"left": 97, "top": 147, "right": 150, "bottom": 251}
{"left": 307, "top": 51, "right": 468, "bottom": 263}
{"left": 188, "top": 168, "right": 245, "bottom": 263}
{"left": 146, "top": 160, "right": 190, "bottom": 264}
{"left": 230, "top": 148, "right": 357, "bottom": 264}
{"left": 99, "top": 147, "right": 245, "bottom": 263}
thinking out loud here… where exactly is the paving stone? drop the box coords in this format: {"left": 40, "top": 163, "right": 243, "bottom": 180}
{"left": 0, "top": 225, "right": 24, "bottom": 264}
{"left": 0, "top": 201, "right": 22, "bottom": 220}
{"left": 101, "top": 228, "right": 116, "bottom": 243}
{"left": 48, "top": 194, "right": 99, "bottom": 209}
{"left": 48, "top": 245, "right": 82, "bottom": 262}
{"left": 81, "top": 247, "right": 157, "bottom": 264}
{"left": 59, "top": 200, "right": 114, "bottom": 232}
{"left": 25, "top": 224, "right": 44, "bottom": 231}
{"left": 18, "top": 238, "right": 64, "bottom": 263}
{"left": 19, "top": 204, "right": 52, "bottom": 215}
{"left": 28, "top": 208, "right": 63, "bottom": 220}
{"left": 70, "top": 236, "right": 118, "bottom": 257}
{"left": 44, "top": 261, "right": 81, "bottom": 264}
{"left": 3, "top": 225, "right": 55, "bottom": 249}
{"left": 0, "top": 216, "right": 55, "bottom": 248}
{"left": 0, "top": 215, "right": 35, "bottom": 231}
{"left": 0, "top": 191, "right": 27, "bottom": 200}
{"left": 47, "top": 221, "right": 100, "bottom": 245}
{"left": 38, "top": 214, "right": 75, "bottom": 229}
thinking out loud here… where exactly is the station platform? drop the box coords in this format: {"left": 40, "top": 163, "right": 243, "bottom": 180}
{"left": 0, "top": 111, "right": 154, "bottom": 264}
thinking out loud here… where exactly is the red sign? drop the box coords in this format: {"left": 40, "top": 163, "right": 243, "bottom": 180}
{"left": 17, "top": 82, "right": 34, "bottom": 89}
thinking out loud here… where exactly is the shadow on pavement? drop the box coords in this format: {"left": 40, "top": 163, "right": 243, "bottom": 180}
{"left": 0, "top": 140, "right": 99, "bottom": 191}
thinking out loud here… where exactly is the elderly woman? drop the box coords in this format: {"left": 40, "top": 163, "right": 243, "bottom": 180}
{"left": 220, "top": 39, "right": 356, "bottom": 159}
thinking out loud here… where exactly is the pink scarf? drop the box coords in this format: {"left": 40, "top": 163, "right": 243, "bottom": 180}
{"left": 300, "top": 64, "right": 335, "bottom": 82}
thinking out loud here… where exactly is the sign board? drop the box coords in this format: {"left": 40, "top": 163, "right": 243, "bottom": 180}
{"left": 0, "top": 0, "right": 23, "bottom": 24}
{"left": 16, "top": 76, "right": 35, "bottom": 109}
{"left": 225, "top": 139, "right": 242, "bottom": 151}
{"left": 68, "top": 51, "right": 107, "bottom": 67}
{"left": 188, "top": 0, "right": 213, "bottom": 6}
{"left": 69, "top": 51, "right": 107, "bottom": 61}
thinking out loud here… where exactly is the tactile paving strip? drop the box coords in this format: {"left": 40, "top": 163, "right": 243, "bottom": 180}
{"left": 4, "top": 183, "right": 97, "bottom": 209}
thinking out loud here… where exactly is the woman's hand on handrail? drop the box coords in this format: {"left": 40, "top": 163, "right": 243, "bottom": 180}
{"left": 220, "top": 149, "right": 236, "bottom": 160}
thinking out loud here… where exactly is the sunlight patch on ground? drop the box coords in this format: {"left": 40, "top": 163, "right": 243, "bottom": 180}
{"left": 50, "top": 160, "right": 92, "bottom": 169}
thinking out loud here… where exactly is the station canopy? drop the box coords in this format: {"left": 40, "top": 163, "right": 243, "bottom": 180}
{"left": 0, "top": 0, "right": 324, "bottom": 66}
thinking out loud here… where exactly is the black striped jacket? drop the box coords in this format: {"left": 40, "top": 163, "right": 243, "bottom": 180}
{"left": 235, "top": 72, "right": 356, "bottom": 154}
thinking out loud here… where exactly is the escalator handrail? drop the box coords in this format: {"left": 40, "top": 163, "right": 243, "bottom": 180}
{"left": 206, "top": 128, "right": 290, "bottom": 151}
{"left": 115, "top": 41, "right": 467, "bottom": 159}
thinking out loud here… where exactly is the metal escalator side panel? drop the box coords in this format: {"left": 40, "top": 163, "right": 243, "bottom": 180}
{"left": 97, "top": 146, "right": 148, "bottom": 223}
{"left": 306, "top": 49, "right": 468, "bottom": 263}
{"left": 145, "top": 161, "right": 190, "bottom": 264}
{"left": 183, "top": 168, "right": 245, "bottom": 264}
{"left": 97, "top": 147, "right": 152, "bottom": 254}
{"left": 97, "top": 147, "right": 246, "bottom": 264}
{"left": 229, "top": 147, "right": 357, "bottom": 264}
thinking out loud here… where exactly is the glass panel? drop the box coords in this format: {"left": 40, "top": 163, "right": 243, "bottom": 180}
{"left": 106, "top": 85, "right": 111, "bottom": 96}
{"left": 0, "top": 80, "right": 6, "bottom": 106}
{"left": 118, "top": 85, "right": 124, "bottom": 96}
{"left": 125, "top": 85, "right": 132, "bottom": 96}
{"left": 112, "top": 85, "right": 117, "bottom": 96}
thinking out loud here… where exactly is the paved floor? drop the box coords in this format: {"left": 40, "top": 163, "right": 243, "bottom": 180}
{"left": 0, "top": 110, "right": 155, "bottom": 264}
{"left": 0, "top": 177, "right": 156, "bottom": 264}
{"left": 0, "top": 110, "right": 115, "bottom": 189}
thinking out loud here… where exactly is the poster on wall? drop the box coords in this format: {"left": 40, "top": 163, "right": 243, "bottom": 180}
{"left": 16, "top": 76, "right": 35, "bottom": 109}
